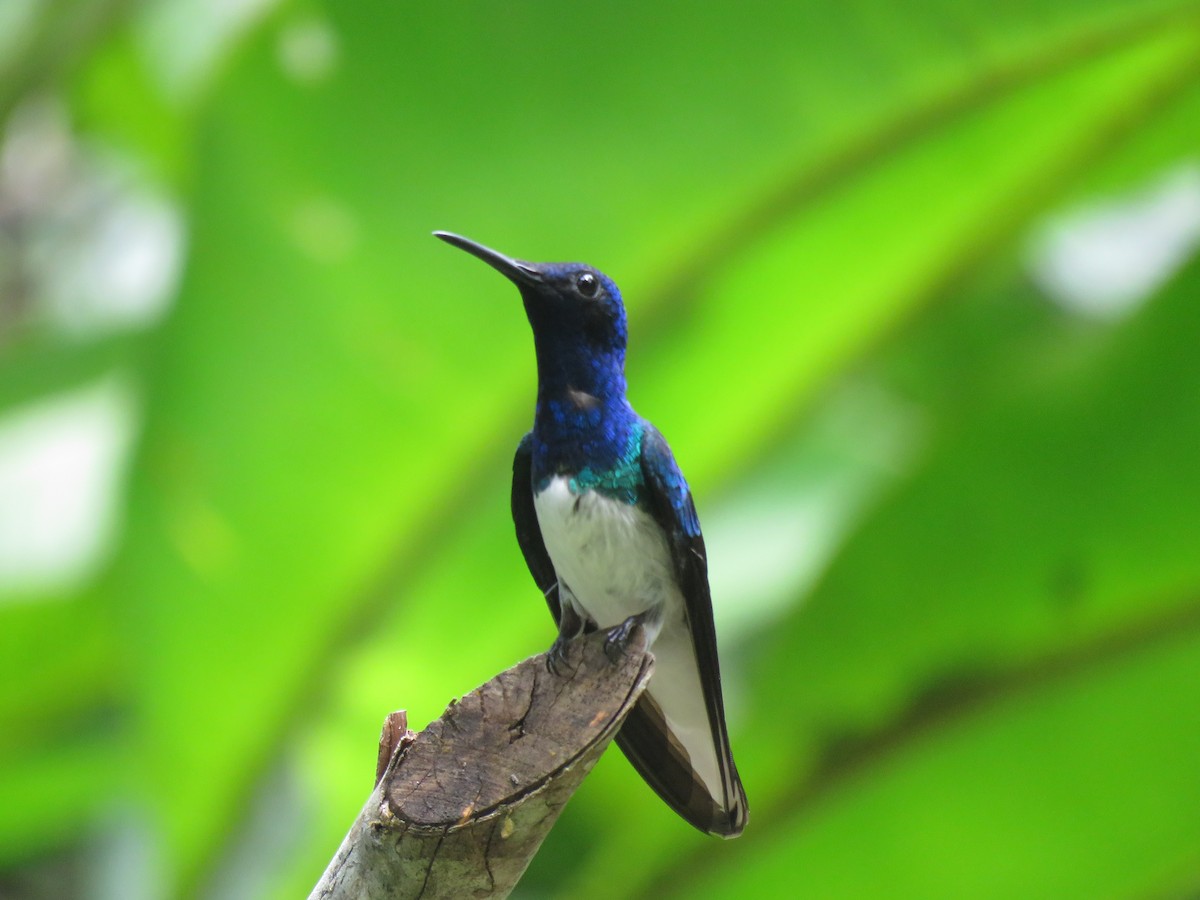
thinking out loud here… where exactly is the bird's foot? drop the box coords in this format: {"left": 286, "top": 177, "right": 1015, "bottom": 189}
{"left": 545, "top": 635, "right": 573, "bottom": 677}
{"left": 604, "top": 613, "right": 647, "bottom": 664}
{"left": 545, "top": 595, "right": 587, "bottom": 677}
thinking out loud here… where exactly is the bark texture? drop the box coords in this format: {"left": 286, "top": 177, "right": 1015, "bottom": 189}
{"left": 310, "top": 626, "right": 653, "bottom": 899}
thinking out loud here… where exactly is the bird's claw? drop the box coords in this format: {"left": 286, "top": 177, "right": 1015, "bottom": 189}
{"left": 545, "top": 637, "right": 572, "bottom": 676}
{"left": 603, "top": 614, "right": 643, "bottom": 664}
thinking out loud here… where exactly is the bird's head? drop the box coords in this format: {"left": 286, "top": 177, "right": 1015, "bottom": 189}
{"left": 435, "top": 231, "right": 627, "bottom": 361}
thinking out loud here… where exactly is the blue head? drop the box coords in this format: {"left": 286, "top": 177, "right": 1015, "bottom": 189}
{"left": 434, "top": 231, "right": 628, "bottom": 404}
{"left": 436, "top": 230, "right": 641, "bottom": 480}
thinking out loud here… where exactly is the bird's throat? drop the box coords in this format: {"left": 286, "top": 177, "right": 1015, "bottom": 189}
{"left": 531, "top": 386, "right": 641, "bottom": 500}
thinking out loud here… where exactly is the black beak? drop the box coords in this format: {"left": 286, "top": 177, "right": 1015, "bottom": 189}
{"left": 434, "top": 231, "right": 543, "bottom": 286}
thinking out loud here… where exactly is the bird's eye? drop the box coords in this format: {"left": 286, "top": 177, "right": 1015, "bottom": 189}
{"left": 576, "top": 271, "right": 599, "bottom": 298}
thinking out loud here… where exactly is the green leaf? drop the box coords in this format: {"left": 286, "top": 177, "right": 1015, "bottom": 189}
{"left": 5, "top": 0, "right": 1199, "bottom": 894}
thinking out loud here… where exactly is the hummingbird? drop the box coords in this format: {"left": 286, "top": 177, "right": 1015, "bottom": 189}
{"left": 434, "top": 231, "right": 748, "bottom": 838}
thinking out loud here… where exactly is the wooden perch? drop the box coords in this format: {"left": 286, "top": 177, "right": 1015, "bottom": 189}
{"left": 309, "top": 626, "right": 654, "bottom": 899}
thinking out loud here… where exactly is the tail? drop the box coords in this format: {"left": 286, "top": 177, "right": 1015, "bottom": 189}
{"left": 614, "top": 624, "right": 748, "bottom": 837}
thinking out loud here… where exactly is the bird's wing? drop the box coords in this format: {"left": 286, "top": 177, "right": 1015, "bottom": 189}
{"left": 512, "top": 432, "right": 561, "bottom": 621}
{"left": 617, "top": 423, "right": 748, "bottom": 836}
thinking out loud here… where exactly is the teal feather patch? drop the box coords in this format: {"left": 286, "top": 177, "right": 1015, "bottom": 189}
{"left": 569, "top": 422, "right": 644, "bottom": 504}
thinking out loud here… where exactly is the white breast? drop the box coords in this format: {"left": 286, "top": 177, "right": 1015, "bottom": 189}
{"left": 533, "top": 475, "right": 679, "bottom": 634}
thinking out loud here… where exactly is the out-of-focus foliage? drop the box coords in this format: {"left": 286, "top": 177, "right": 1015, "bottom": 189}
{"left": 3, "top": 1, "right": 1200, "bottom": 897}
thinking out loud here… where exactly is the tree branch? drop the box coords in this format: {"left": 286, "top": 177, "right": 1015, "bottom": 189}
{"left": 310, "top": 626, "right": 654, "bottom": 899}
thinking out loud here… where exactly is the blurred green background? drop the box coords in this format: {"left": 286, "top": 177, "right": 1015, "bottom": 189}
{"left": 4, "top": 1, "right": 1200, "bottom": 897}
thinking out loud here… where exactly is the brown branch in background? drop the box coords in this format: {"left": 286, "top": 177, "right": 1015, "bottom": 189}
{"left": 310, "top": 627, "right": 654, "bottom": 900}
{"left": 0, "top": 0, "right": 137, "bottom": 123}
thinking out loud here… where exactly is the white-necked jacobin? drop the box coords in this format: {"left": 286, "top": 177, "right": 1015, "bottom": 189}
{"left": 435, "top": 231, "right": 748, "bottom": 837}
